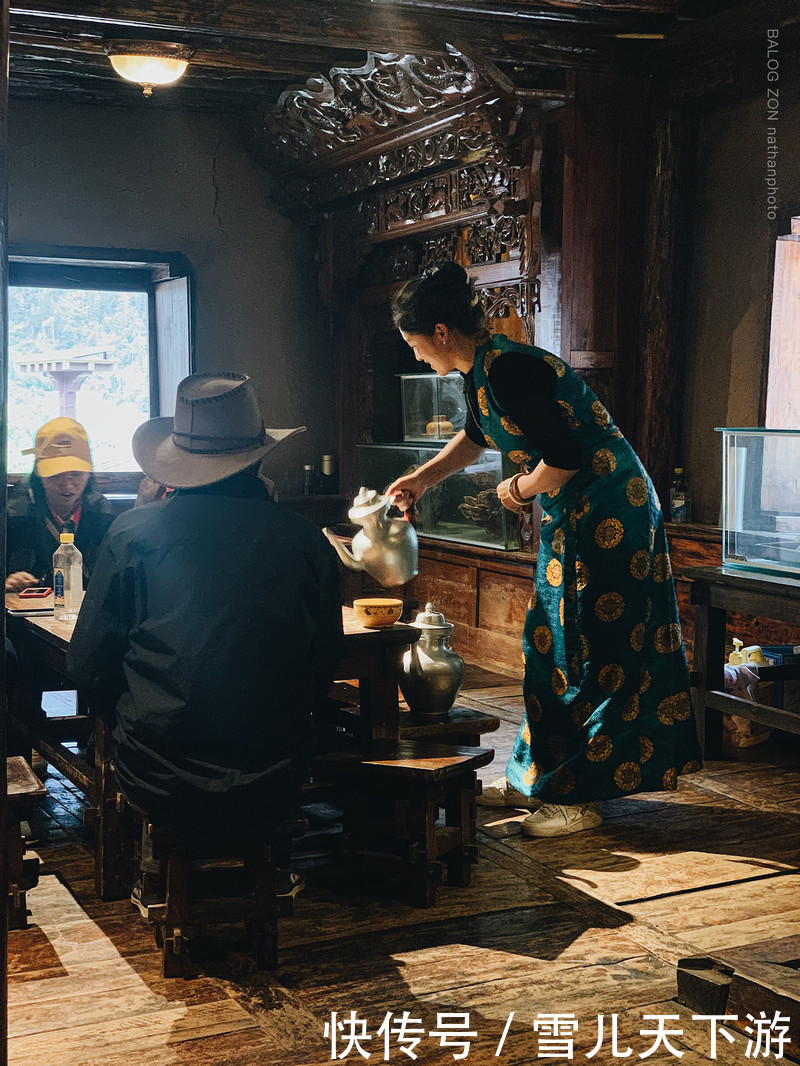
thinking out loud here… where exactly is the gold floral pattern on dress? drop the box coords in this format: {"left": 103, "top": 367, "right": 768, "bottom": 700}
{"left": 682, "top": 759, "right": 701, "bottom": 775}
{"left": 534, "top": 625, "right": 553, "bottom": 654}
{"left": 478, "top": 385, "right": 489, "bottom": 416}
{"left": 548, "top": 734, "right": 568, "bottom": 763}
{"left": 612, "top": 427, "right": 624, "bottom": 439}
{"left": 622, "top": 693, "right": 640, "bottom": 720}
{"left": 574, "top": 496, "right": 590, "bottom": 521}
{"left": 579, "top": 635, "right": 590, "bottom": 661}
{"left": 522, "top": 764, "right": 541, "bottom": 786}
{"left": 559, "top": 598, "right": 565, "bottom": 626}
{"left": 595, "top": 517, "right": 624, "bottom": 550}
{"left": 552, "top": 667, "right": 568, "bottom": 695}
{"left": 525, "top": 692, "right": 543, "bottom": 722}
{"left": 544, "top": 354, "right": 567, "bottom": 377}
{"left": 592, "top": 399, "right": 611, "bottom": 426}
{"left": 571, "top": 700, "right": 594, "bottom": 727}
{"left": 630, "top": 549, "right": 650, "bottom": 580}
{"left": 576, "top": 561, "right": 589, "bottom": 591}
{"left": 659, "top": 691, "right": 691, "bottom": 722}
{"left": 485, "top": 436, "right": 498, "bottom": 450}
{"left": 630, "top": 622, "right": 645, "bottom": 652}
{"left": 508, "top": 450, "right": 531, "bottom": 464}
{"left": 652, "top": 553, "right": 671, "bottom": 582}
{"left": 528, "top": 586, "right": 538, "bottom": 610}
{"left": 569, "top": 653, "right": 582, "bottom": 681}
{"left": 592, "top": 448, "right": 617, "bottom": 477}
{"left": 663, "top": 767, "right": 678, "bottom": 790}
{"left": 547, "top": 558, "right": 563, "bottom": 587}
{"left": 558, "top": 400, "right": 575, "bottom": 417}
{"left": 654, "top": 623, "right": 681, "bottom": 654}
{"left": 595, "top": 592, "right": 625, "bottom": 623}
{"left": 551, "top": 766, "right": 576, "bottom": 795}
{"left": 501, "top": 414, "right": 523, "bottom": 436}
{"left": 587, "top": 735, "right": 613, "bottom": 762}
{"left": 614, "top": 761, "right": 642, "bottom": 792}
{"left": 521, "top": 719, "right": 531, "bottom": 744}
{"left": 542, "top": 513, "right": 553, "bottom": 525}
{"left": 645, "top": 597, "right": 653, "bottom": 623}
{"left": 483, "top": 349, "right": 502, "bottom": 373}
{"left": 639, "top": 736, "right": 654, "bottom": 763}
{"left": 649, "top": 524, "right": 656, "bottom": 552}
{"left": 599, "top": 663, "right": 625, "bottom": 692}
{"left": 640, "top": 666, "right": 651, "bottom": 692}
{"left": 552, "top": 529, "right": 565, "bottom": 555}
{"left": 626, "top": 477, "right": 648, "bottom": 507}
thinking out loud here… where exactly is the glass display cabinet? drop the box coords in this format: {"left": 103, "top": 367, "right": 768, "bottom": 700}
{"left": 357, "top": 443, "right": 520, "bottom": 550}
{"left": 719, "top": 427, "right": 800, "bottom": 578}
{"left": 399, "top": 373, "right": 467, "bottom": 442}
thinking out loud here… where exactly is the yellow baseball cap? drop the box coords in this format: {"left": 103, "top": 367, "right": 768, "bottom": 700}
{"left": 22, "top": 417, "right": 93, "bottom": 478}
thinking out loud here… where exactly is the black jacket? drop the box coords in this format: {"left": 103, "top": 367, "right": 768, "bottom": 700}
{"left": 7, "top": 478, "right": 116, "bottom": 587}
{"left": 67, "top": 474, "right": 343, "bottom": 825}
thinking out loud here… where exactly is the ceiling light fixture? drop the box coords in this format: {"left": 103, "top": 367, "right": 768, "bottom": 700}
{"left": 105, "top": 41, "right": 194, "bottom": 97}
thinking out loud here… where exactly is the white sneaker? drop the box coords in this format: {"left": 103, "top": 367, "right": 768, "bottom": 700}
{"left": 521, "top": 801, "right": 602, "bottom": 838}
{"left": 477, "top": 776, "right": 541, "bottom": 809}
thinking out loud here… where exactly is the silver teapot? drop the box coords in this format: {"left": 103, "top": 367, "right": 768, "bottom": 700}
{"left": 323, "top": 487, "right": 419, "bottom": 588}
{"left": 400, "top": 602, "right": 465, "bottom": 719}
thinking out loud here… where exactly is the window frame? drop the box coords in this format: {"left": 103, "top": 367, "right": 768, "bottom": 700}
{"left": 8, "top": 243, "right": 194, "bottom": 495}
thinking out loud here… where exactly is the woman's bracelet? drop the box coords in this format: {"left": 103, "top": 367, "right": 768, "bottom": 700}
{"left": 507, "top": 472, "right": 533, "bottom": 507}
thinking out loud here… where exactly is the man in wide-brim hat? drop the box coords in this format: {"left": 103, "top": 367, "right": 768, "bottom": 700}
{"left": 68, "top": 372, "right": 343, "bottom": 898}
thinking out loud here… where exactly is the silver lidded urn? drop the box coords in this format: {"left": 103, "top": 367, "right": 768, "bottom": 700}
{"left": 400, "top": 602, "right": 465, "bottom": 719}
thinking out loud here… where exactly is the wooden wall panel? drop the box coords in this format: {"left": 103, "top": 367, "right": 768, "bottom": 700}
{"left": 477, "top": 570, "right": 533, "bottom": 636}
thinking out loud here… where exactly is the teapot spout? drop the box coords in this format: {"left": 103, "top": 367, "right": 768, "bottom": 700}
{"left": 323, "top": 528, "right": 366, "bottom": 571}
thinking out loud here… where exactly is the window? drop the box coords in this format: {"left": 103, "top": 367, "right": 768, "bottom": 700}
{"left": 765, "top": 217, "right": 800, "bottom": 429}
{"left": 8, "top": 247, "right": 193, "bottom": 488}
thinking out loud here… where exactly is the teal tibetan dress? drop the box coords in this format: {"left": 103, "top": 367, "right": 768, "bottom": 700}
{"left": 473, "top": 335, "right": 701, "bottom": 802}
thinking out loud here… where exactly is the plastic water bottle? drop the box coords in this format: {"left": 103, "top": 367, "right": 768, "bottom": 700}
{"left": 53, "top": 532, "right": 84, "bottom": 621}
{"left": 669, "top": 468, "right": 692, "bottom": 523}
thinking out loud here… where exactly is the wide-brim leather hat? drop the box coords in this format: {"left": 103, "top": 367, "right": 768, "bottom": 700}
{"left": 132, "top": 371, "right": 305, "bottom": 488}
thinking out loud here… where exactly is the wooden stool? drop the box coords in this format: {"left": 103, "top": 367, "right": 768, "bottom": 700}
{"left": 145, "top": 824, "right": 288, "bottom": 977}
{"left": 314, "top": 740, "right": 494, "bottom": 907}
{"left": 6, "top": 756, "right": 48, "bottom": 930}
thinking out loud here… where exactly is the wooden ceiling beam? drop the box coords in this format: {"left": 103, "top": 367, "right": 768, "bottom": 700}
{"left": 7, "top": 0, "right": 664, "bottom": 69}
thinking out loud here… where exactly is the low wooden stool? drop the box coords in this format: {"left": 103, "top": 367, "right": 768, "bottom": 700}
{"left": 6, "top": 756, "right": 48, "bottom": 930}
{"left": 314, "top": 740, "right": 494, "bottom": 907}
{"left": 144, "top": 824, "right": 287, "bottom": 977}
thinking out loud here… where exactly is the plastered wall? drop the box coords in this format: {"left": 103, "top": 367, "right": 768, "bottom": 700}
{"left": 8, "top": 99, "right": 334, "bottom": 496}
{"left": 681, "top": 75, "right": 800, "bottom": 524}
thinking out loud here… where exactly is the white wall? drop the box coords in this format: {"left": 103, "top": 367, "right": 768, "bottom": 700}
{"left": 8, "top": 98, "right": 335, "bottom": 496}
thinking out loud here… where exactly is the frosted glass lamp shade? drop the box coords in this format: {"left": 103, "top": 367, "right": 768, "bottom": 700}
{"left": 105, "top": 42, "right": 193, "bottom": 96}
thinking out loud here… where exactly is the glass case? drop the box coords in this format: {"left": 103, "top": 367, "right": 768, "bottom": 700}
{"left": 399, "top": 373, "right": 467, "bottom": 442}
{"left": 720, "top": 427, "right": 800, "bottom": 577}
{"left": 357, "top": 443, "right": 520, "bottom": 550}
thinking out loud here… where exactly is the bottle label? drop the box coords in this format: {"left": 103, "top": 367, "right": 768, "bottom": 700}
{"left": 54, "top": 570, "right": 65, "bottom": 604}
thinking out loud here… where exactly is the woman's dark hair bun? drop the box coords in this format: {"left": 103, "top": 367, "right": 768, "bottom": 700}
{"left": 392, "top": 260, "right": 484, "bottom": 337}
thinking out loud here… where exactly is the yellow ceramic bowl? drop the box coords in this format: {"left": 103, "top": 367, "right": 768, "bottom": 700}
{"left": 353, "top": 597, "right": 404, "bottom": 629}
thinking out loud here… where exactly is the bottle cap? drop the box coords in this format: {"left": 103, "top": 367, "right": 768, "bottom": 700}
{"left": 60, "top": 532, "right": 75, "bottom": 543}
{"left": 321, "top": 455, "right": 335, "bottom": 474}
{"left": 674, "top": 467, "right": 683, "bottom": 474}
{"left": 303, "top": 464, "right": 314, "bottom": 471}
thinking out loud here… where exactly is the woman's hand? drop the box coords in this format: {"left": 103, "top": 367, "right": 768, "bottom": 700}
{"left": 386, "top": 471, "right": 427, "bottom": 513}
{"left": 6, "top": 571, "right": 40, "bottom": 593}
{"left": 497, "top": 472, "right": 535, "bottom": 512}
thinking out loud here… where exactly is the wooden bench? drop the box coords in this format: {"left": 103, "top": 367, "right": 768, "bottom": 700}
{"left": 6, "top": 756, "right": 48, "bottom": 930}
{"left": 314, "top": 740, "right": 494, "bottom": 907}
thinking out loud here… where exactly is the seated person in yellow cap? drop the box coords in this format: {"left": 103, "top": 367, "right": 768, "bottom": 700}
{"left": 6, "top": 417, "right": 116, "bottom": 593}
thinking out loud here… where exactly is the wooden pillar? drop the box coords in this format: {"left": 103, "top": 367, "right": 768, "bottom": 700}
{"left": 633, "top": 109, "right": 689, "bottom": 504}
{"left": 560, "top": 71, "right": 649, "bottom": 433}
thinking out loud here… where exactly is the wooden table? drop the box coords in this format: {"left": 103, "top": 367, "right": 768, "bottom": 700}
{"left": 5, "top": 599, "right": 421, "bottom": 899}
{"left": 686, "top": 566, "right": 800, "bottom": 755}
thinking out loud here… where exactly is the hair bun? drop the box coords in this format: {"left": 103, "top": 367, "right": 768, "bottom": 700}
{"left": 421, "top": 261, "right": 467, "bottom": 287}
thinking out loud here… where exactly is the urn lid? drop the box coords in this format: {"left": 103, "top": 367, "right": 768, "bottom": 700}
{"left": 348, "top": 486, "right": 388, "bottom": 521}
{"left": 412, "top": 602, "right": 453, "bottom": 631}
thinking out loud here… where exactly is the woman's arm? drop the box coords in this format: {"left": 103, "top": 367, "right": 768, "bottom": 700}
{"left": 386, "top": 430, "right": 486, "bottom": 511}
{"left": 497, "top": 461, "right": 578, "bottom": 511}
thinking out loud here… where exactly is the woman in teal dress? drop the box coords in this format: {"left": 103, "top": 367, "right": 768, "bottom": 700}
{"left": 387, "top": 262, "right": 701, "bottom": 838}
